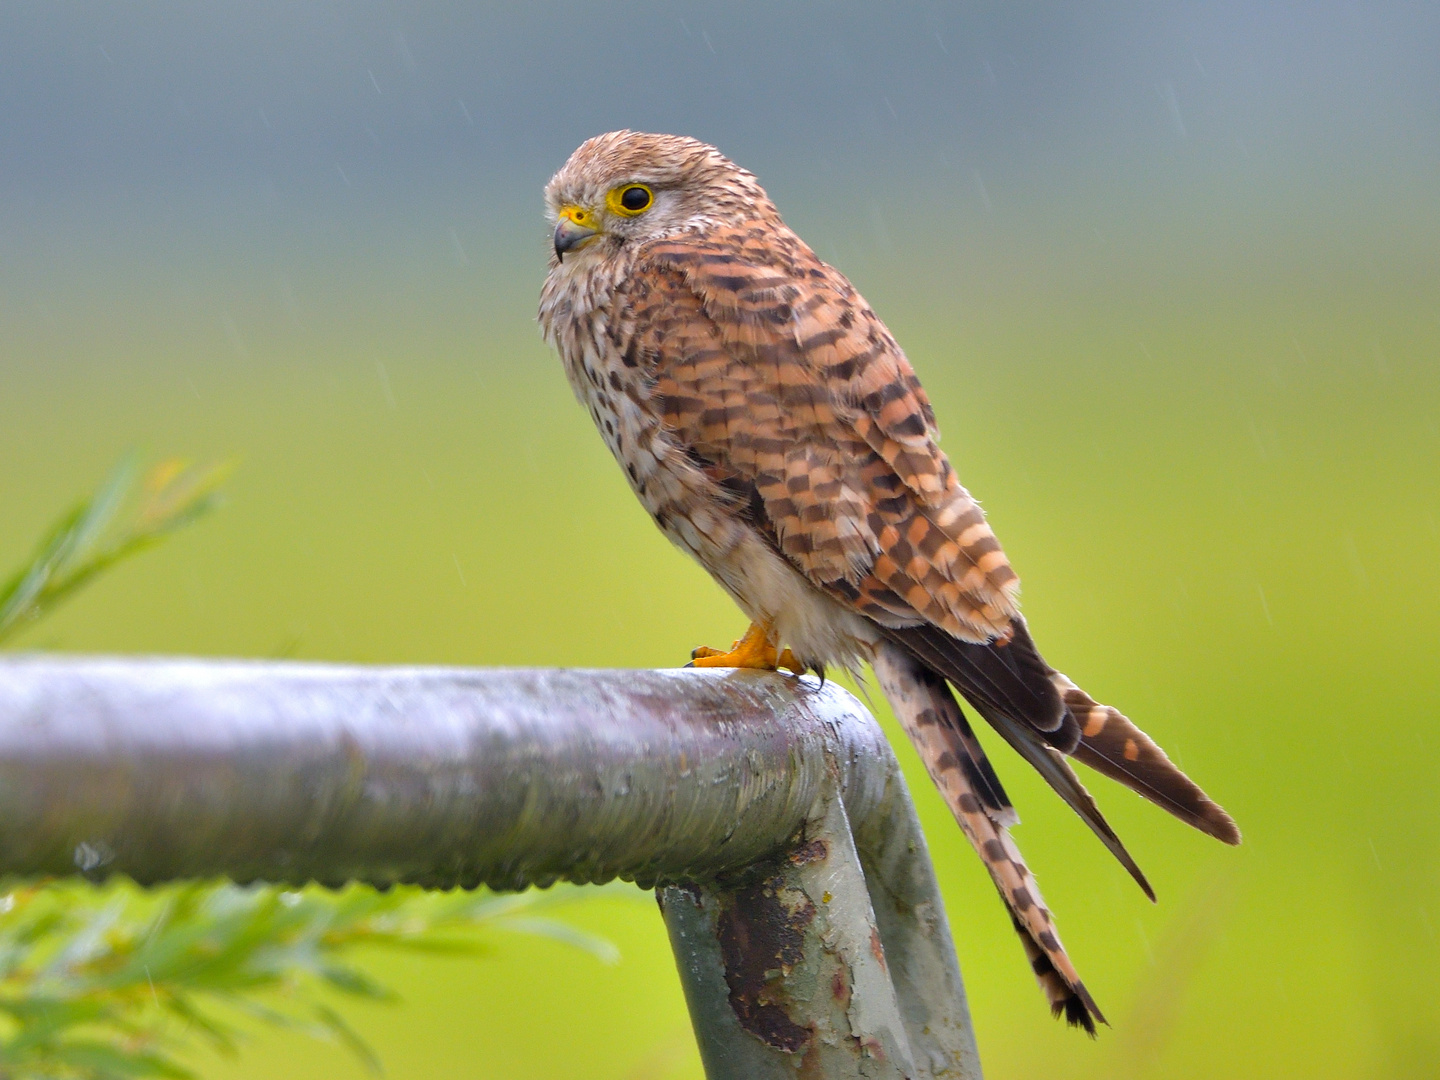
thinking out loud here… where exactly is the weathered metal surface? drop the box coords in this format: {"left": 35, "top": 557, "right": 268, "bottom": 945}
{"left": 0, "top": 657, "right": 886, "bottom": 889}
{"left": 663, "top": 789, "right": 924, "bottom": 1078}
{"left": 852, "top": 765, "right": 983, "bottom": 1079}
{"left": 0, "top": 655, "right": 981, "bottom": 1079}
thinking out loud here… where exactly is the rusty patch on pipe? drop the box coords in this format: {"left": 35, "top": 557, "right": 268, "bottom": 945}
{"left": 788, "top": 838, "right": 828, "bottom": 866}
{"left": 831, "top": 967, "right": 851, "bottom": 1007}
{"left": 716, "top": 874, "right": 816, "bottom": 1053}
{"left": 870, "top": 924, "right": 888, "bottom": 972}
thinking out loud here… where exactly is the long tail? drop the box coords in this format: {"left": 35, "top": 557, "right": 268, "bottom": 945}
{"left": 883, "top": 622, "right": 1156, "bottom": 898}
{"left": 883, "top": 619, "right": 1241, "bottom": 859}
{"left": 1051, "top": 672, "right": 1241, "bottom": 845}
{"left": 872, "top": 640, "right": 1105, "bottom": 1033}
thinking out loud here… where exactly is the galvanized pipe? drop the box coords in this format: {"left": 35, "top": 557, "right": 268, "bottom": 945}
{"left": 0, "top": 656, "right": 980, "bottom": 1078}
{"left": 662, "top": 787, "right": 920, "bottom": 1079}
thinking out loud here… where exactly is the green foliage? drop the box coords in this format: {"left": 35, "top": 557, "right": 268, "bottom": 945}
{"left": 0, "top": 458, "right": 625, "bottom": 1079}
{"left": 0, "top": 878, "right": 620, "bottom": 1080}
{"left": 0, "top": 453, "right": 229, "bottom": 646}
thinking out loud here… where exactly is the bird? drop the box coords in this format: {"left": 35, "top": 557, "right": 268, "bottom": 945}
{"left": 538, "top": 130, "right": 1239, "bottom": 1032}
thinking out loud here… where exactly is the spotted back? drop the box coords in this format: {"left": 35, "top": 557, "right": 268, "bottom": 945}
{"left": 625, "top": 223, "right": 1019, "bottom": 643}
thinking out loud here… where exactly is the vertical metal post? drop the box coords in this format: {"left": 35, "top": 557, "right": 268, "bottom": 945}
{"left": 853, "top": 763, "right": 983, "bottom": 1080}
{"left": 660, "top": 775, "right": 981, "bottom": 1079}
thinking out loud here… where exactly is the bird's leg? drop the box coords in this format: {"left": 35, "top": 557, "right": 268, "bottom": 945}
{"left": 688, "top": 620, "right": 804, "bottom": 676}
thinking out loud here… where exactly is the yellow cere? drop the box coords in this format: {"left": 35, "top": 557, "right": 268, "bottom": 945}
{"left": 559, "top": 204, "right": 596, "bottom": 228}
{"left": 606, "top": 183, "right": 654, "bottom": 216}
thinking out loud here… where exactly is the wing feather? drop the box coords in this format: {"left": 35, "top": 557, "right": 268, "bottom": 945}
{"left": 637, "top": 229, "right": 1020, "bottom": 642}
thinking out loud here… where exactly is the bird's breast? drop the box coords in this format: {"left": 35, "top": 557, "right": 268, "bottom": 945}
{"left": 545, "top": 277, "right": 729, "bottom": 557}
{"left": 541, "top": 262, "right": 877, "bottom": 672}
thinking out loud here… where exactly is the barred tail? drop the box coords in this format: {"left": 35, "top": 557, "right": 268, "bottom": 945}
{"left": 1052, "top": 672, "right": 1242, "bottom": 846}
{"left": 873, "top": 640, "right": 1105, "bottom": 1033}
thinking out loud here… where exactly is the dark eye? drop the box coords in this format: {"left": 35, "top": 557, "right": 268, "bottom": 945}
{"left": 619, "top": 185, "right": 652, "bottom": 212}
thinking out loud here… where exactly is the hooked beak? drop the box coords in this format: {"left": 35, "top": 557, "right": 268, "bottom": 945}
{"left": 553, "top": 206, "right": 599, "bottom": 260}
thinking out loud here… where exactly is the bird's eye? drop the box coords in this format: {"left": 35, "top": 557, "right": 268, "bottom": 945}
{"left": 610, "top": 184, "right": 654, "bottom": 215}
{"left": 620, "top": 185, "right": 651, "bottom": 211}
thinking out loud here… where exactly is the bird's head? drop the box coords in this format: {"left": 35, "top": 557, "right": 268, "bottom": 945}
{"left": 544, "top": 131, "right": 772, "bottom": 262}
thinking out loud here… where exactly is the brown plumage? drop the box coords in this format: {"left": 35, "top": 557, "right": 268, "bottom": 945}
{"left": 538, "top": 130, "right": 1239, "bottom": 1032}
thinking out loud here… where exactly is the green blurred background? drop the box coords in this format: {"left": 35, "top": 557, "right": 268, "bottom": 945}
{"left": 2, "top": 2, "right": 1437, "bottom": 1077}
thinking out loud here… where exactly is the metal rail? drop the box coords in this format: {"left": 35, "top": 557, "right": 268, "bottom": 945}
{"left": 0, "top": 656, "right": 981, "bottom": 1079}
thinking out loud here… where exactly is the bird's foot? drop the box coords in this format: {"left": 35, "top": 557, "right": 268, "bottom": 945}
{"left": 687, "top": 621, "right": 804, "bottom": 676}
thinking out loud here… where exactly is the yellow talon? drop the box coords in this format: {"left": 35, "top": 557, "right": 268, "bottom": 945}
{"left": 775, "top": 648, "right": 805, "bottom": 677}
{"left": 687, "top": 621, "right": 805, "bottom": 676}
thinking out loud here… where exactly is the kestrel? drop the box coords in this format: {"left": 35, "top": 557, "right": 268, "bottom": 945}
{"left": 538, "top": 131, "right": 1239, "bottom": 1032}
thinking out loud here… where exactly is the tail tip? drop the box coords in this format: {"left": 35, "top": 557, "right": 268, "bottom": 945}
{"left": 1204, "top": 807, "right": 1243, "bottom": 846}
{"left": 1053, "top": 989, "right": 1105, "bottom": 1037}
